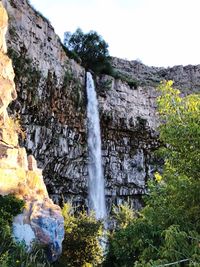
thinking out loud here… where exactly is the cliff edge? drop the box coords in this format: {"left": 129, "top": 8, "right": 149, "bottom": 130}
{"left": 0, "top": 2, "right": 64, "bottom": 261}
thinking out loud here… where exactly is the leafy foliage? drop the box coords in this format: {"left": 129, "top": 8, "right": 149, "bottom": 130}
{"left": 64, "top": 28, "right": 113, "bottom": 75}
{"left": 104, "top": 81, "right": 200, "bottom": 266}
{"left": 157, "top": 80, "right": 200, "bottom": 179}
{"left": 63, "top": 29, "right": 139, "bottom": 88}
{"left": 57, "top": 203, "right": 104, "bottom": 267}
{"left": 0, "top": 195, "right": 24, "bottom": 225}
{"left": 112, "top": 202, "right": 136, "bottom": 230}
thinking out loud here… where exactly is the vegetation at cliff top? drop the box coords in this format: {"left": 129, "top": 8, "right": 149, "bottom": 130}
{"left": 63, "top": 28, "right": 112, "bottom": 75}
{"left": 104, "top": 81, "right": 200, "bottom": 266}
{"left": 63, "top": 28, "right": 139, "bottom": 88}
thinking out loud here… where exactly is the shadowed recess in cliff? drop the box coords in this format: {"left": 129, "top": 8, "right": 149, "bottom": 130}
{"left": 86, "top": 72, "right": 106, "bottom": 220}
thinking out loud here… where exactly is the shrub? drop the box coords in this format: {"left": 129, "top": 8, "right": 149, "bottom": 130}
{"left": 57, "top": 203, "right": 104, "bottom": 267}
{"left": 0, "top": 194, "right": 24, "bottom": 225}
{"left": 111, "top": 70, "right": 139, "bottom": 89}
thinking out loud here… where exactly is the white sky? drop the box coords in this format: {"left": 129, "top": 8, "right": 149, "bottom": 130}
{"left": 30, "top": 0, "right": 200, "bottom": 67}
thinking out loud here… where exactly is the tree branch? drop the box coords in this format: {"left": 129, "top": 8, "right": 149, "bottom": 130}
{"left": 157, "top": 258, "right": 190, "bottom": 266}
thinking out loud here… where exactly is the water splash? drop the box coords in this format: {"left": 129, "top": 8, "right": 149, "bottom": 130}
{"left": 86, "top": 72, "right": 106, "bottom": 220}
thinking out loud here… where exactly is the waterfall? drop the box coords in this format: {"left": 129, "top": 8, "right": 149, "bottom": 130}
{"left": 86, "top": 72, "right": 106, "bottom": 220}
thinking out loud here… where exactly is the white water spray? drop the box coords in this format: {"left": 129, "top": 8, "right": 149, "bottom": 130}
{"left": 86, "top": 72, "right": 106, "bottom": 220}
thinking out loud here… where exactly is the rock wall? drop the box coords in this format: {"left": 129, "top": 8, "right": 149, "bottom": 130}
{"left": 0, "top": 2, "right": 64, "bottom": 260}
{"left": 112, "top": 57, "right": 200, "bottom": 94}
{"left": 2, "top": 0, "right": 199, "bottom": 214}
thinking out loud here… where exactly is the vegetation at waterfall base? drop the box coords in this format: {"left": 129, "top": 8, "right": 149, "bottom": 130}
{"left": 1, "top": 81, "right": 199, "bottom": 266}
{"left": 104, "top": 81, "right": 200, "bottom": 266}
{"left": 0, "top": 195, "right": 103, "bottom": 266}
{"left": 0, "top": 195, "right": 50, "bottom": 266}
{"left": 55, "top": 203, "right": 104, "bottom": 267}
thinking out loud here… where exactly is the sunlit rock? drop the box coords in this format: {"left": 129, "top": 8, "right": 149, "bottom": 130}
{"left": 0, "top": 2, "right": 64, "bottom": 260}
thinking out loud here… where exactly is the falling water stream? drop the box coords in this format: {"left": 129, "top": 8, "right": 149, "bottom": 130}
{"left": 86, "top": 72, "right": 106, "bottom": 220}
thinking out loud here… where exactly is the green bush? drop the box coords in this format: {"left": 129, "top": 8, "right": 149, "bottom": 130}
{"left": 57, "top": 203, "right": 104, "bottom": 267}
{"left": 0, "top": 194, "right": 24, "bottom": 225}
{"left": 111, "top": 70, "right": 139, "bottom": 89}
{"left": 61, "top": 43, "right": 81, "bottom": 64}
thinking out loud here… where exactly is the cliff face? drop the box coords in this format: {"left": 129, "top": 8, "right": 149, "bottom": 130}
{"left": 0, "top": 2, "right": 64, "bottom": 260}
{"left": 112, "top": 57, "right": 200, "bottom": 94}
{"left": 2, "top": 0, "right": 199, "bottom": 213}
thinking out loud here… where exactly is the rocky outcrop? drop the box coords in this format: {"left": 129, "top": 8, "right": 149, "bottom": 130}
{"left": 112, "top": 57, "right": 200, "bottom": 94}
{"left": 2, "top": 0, "right": 199, "bottom": 213}
{"left": 0, "top": 2, "right": 64, "bottom": 260}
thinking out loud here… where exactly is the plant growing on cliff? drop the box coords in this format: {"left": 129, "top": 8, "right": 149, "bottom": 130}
{"left": 57, "top": 203, "right": 104, "bottom": 267}
{"left": 111, "top": 70, "right": 139, "bottom": 89}
{"left": 0, "top": 113, "right": 26, "bottom": 142}
{"left": 63, "top": 28, "right": 113, "bottom": 75}
{"left": 63, "top": 29, "right": 140, "bottom": 89}
{"left": 0, "top": 195, "right": 24, "bottom": 227}
{"left": 7, "top": 47, "right": 41, "bottom": 108}
{"left": 104, "top": 81, "right": 200, "bottom": 266}
{"left": 9, "top": 114, "right": 26, "bottom": 140}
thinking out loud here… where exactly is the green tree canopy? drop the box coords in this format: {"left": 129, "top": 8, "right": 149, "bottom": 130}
{"left": 64, "top": 28, "right": 113, "bottom": 74}
{"left": 105, "top": 81, "right": 200, "bottom": 267}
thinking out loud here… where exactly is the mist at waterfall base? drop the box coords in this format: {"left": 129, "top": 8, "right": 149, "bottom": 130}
{"left": 86, "top": 72, "right": 106, "bottom": 220}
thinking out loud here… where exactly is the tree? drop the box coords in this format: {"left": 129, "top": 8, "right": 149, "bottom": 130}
{"left": 63, "top": 28, "right": 113, "bottom": 75}
{"left": 157, "top": 80, "right": 200, "bottom": 179}
{"left": 105, "top": 81, "right": 200, "bottom": 266}
{"left": 57, "top": 203, "right": 104, "bottom": 267}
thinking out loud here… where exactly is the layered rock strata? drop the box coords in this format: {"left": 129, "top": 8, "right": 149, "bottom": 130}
{"left": 112, "top": 57, "right": 200, "bottom": 94}
{"left": 3, "top": 0, "right": 199, "bottom": 213}
{"left": 0, "top": 2, "right": 64, "bottom": 260}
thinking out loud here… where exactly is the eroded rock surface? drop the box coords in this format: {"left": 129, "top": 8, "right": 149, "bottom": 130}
{"left": 112, "top": 57, "right": 200, "bottom": 94}
{"left": 3, "top": 0, "right": 199, "bottom": 213}
{"left": 0, "top": 2, "right": 64, "bottom": 260}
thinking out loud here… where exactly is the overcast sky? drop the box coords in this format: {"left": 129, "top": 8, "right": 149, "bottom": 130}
{"left": 30, "top": 0, "right": 200, "bottom": 67}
